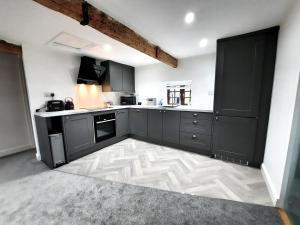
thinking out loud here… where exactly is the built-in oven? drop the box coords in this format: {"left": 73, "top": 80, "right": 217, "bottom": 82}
{"left": 94, "top": 113, "right": 116, "bottom": 143}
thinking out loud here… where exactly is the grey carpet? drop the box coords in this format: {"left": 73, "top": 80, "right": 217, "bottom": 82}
{"left": 0, "top": 149, "right": 48, "bottom": 184}
{"left": 0, "top": 170, "right": 282, "bottom": 225}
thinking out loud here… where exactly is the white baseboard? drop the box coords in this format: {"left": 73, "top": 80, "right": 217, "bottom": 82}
{"left": 0, "top": 145, "right": 35, "bottom": 158}
{"left": 36, "top": 152, "right": 41, "bottom": 160}
{"left": 261, "top": 163, "right": 280, "bottom": 206}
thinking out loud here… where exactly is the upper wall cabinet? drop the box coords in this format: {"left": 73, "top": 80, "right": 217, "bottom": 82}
{"left": 101, "top": 60, "right": 135, "bottom": 93}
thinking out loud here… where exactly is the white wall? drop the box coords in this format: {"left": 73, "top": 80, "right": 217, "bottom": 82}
{"left": 263, "top": 0, "right": 300, "bottom": 204}
{"left": 135, "top": 54, "right": 216, "bottom": 110}
{"left": 22, "top": 45, "right": 80, "bottom": 158}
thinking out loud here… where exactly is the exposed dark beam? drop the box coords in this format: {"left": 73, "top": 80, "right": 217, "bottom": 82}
{"left": 33, "top": 0, "right": 178, "bottom": 67}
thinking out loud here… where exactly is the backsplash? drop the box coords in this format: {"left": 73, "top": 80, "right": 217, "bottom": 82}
{"left": 74, "top": 84, "right": 127, "bottom": 109}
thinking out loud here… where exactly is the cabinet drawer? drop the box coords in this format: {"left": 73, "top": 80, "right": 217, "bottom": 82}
{"left": 180, "top": 118, "right": 212, "bottom": 135}
{"left": 181, "top": 112, "right": 212, "bottom": 120}
{"left": 180, "top": 132, "right": 211, "bottom": 150}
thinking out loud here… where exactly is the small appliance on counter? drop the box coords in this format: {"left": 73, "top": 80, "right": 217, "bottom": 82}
{"left": 64, "top": 97, "right": 74, "bottom": 110}
{"left": 120, "top": 95, "right": 136, "bottom": 105}
{"left": 46, "top": 100, "right": 65, "bottom": 112}
{"left": 146, "top": 98, "right": 157, "bottom": 106}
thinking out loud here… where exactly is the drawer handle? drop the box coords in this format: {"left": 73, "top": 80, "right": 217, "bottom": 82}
{"left": 192, "top": 134, "right": 197, "bottom": 139}
{"left": 136, "top": 109, "right": 140, "bottom": 112}
{"left": 193, "top": 113, "right": 198, "bottom": 117}
{"left": 215, "top": 117, "right": 219, "bottom": 121}
{"left": 193, "top": 120, "right": 198, "bottom": 125}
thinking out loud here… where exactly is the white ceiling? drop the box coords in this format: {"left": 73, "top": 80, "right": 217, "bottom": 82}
{"left": 0, "top": 0, "right": 295, "bottom": 66}
{"left": 91, "top": 0, "right": 295, "bottom": 58}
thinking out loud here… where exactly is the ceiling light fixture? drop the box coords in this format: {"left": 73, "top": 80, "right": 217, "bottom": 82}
{"left": 185, "top": 12, "right": 195, "bottom": 24}
{"left": 199, "top": 38, "right": 208, "bottom": 48}
{"left": 103, "top": 44, "right": 112, "bottom": 52}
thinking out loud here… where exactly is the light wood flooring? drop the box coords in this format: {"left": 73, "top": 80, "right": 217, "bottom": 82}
{"left": 57, "top": 138, "right": 272, "bottom": 206}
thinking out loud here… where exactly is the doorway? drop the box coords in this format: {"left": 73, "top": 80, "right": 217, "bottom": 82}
{"left": 0, "top": 41, "right": 35, "bottom": 157}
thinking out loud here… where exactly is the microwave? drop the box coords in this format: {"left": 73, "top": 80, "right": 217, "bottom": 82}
{"left": 120, "top": 96, "right": 136, "bottom": 105}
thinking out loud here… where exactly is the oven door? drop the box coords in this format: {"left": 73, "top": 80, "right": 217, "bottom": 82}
{"left": 94, "top": 117, "right": 116, "bottom": 142}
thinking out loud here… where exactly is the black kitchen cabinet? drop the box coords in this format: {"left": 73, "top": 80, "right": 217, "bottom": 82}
{"left": 63, "top": 114, "right": 94, "bottom": 161}
{"left": 212, "top": 27, "right": 279, "bottom": 167}
{"left": 162, "top": 110, "right": 180, "bottom": 144}
{"left": 129, "top": 108, "right": 148, "bottom": 137}
{"left": 214, "top": 34, "right": 266, "bottom": 117}
{"left": 122, "top": 65, "right": 135, "bottom": 92}
{"left": 148, "top": 109, "right": 163, "bottom": 141}
{"left": 212, "top": 116, "right": 257, "bottom": 164}
{"left": 116, "top": 109, "right": 129, "bottom": 137}
{"left": 101, "top": 60, "right": 135, "bottom": 93}
{"left": 180, "top": 112, "right": 212, "bottom": 154}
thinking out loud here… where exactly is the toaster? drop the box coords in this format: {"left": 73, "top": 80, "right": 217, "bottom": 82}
{"left": 46, "top": 100, "right": 65, "bottom": 112}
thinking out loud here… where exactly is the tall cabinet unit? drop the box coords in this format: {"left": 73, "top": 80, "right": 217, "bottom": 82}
{"left": 212, "top": 27, "right": 279, "bottom": 167}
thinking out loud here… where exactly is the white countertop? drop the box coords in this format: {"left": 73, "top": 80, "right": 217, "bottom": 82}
{"left": 35, "top": 105, "right": 213, "bottom": 118}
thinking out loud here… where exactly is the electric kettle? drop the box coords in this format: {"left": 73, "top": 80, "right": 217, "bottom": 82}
{"left": 64, "top": 97, "right": 74, "bottom": 110}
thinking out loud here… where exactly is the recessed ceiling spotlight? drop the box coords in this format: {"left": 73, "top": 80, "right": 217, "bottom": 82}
{"left": 185, "top": 12, "right": 195, "bottom": 24}
{"left": 103, "top": 44, "right": 112, "bottom": 52}
{"left": 199, "top": 38, "right": 208, "bottom": 48}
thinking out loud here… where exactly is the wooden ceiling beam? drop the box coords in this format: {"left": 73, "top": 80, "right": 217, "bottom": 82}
{"left": 0, "top": 40, "right": 22, "bottom": 56}
{"left": 33, "top": 0, "right": 178, "bottom": 68}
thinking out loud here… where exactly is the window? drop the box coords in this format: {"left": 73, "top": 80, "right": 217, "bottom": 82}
{"left": 165, "top": 81, "right": 192, "bottom": 106}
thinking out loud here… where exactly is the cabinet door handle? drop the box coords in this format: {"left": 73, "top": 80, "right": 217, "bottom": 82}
{"left": 193, "top": 120, "right": 198, "bottom": 125}
{"left": 216, "top": 111, "right": 219, "bottom": 115}
{"left": 193, "top": 113, "right": 198, "bottom": 117}
{"left": 215, "top": 117, "right": 219, "bottom": 121}
{"left": 136, "top": 109, "right": 140, "bottom": 112}
{"left": 192, "top": 134, "right": 197, "bottom": 139}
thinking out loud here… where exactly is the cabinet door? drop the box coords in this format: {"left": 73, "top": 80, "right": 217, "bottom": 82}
{"left": 116, "top": 109, "right": 129, "bottom": 137}
{"left": 63, "top": 114, "right": 94, "bottom": 160}
{"left": 212, "top": 116, "right": 257, "bottom": 164}
{"left": 163, "top": 111, "right": 180, "bottom": 144}
{"left": 214, "top": 35, "right": 266, "bottom": 117}
{"left": 129, "top": 109, "right": 148, "bottom": 137}
{"left": 122, "top": 65, "right": 135, "bottom": 93}
{"left": 148, "top": 109, "right": 163, "bottom": 141}
{"left": 109, "top": 61, "right": 123, "bottom": 92}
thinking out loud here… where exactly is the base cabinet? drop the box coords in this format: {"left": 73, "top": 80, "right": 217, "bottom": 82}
{"left": 162, "top": 111, "right": 180, "bottom": 144}
{"left": 180, "top": 112, "right": 212, "bottom": 153}
{"left": 212, "top": 116, "right": 257, "bottom": 164}
{"left": 148, "top": 110, "right": 163, "bottom": 141}
{"left": 63, "top": 114, "right": 94, "bottom": 161}
{"left": 129, "top": 109, "right": 148, "bottom": 137}
{"left": 116, "top": 109, "right": 129, "bottom": 137}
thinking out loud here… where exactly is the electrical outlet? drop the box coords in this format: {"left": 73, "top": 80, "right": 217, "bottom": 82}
{"left": 44, "top": 92, "right": 55, "bottom": 98}
{"left": 208, "top": 91, "right": 214, "bottom": 96}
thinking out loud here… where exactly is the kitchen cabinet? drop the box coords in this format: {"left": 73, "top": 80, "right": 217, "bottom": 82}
{"left": 116, "top": 109, "right": 129, "bottom": 137}
{"left": 212, "top": 116, "right": 257, "bottom": 164}
{"left": 63, "top": 114, "right": 94, "bottom": 161}
{"left": 180, "top": 112, "right": 212, "bottom": 153}
{"left": 148, "top": 109, "right": 163, "bottom": 141}
{"left": 129, "top": 108, "right": 148, "bottom": 137}
{"left": 162, "top": 110, "right": 180, "bottom": 144}
{"left": 214, "top": 35, "right": 266, "bottom": 117}
{"left": 101, "top": 60, "right": 135, "bottom": 93}
{"left": 212, "top": 26, "right": 279, "bottom": 167}
{"left": 122, "top": 65, "right": 135, "bottom": 92}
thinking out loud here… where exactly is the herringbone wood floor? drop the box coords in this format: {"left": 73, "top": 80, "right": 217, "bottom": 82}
{"left": 57, "top": 138, "right": 272, "bottom": 206}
